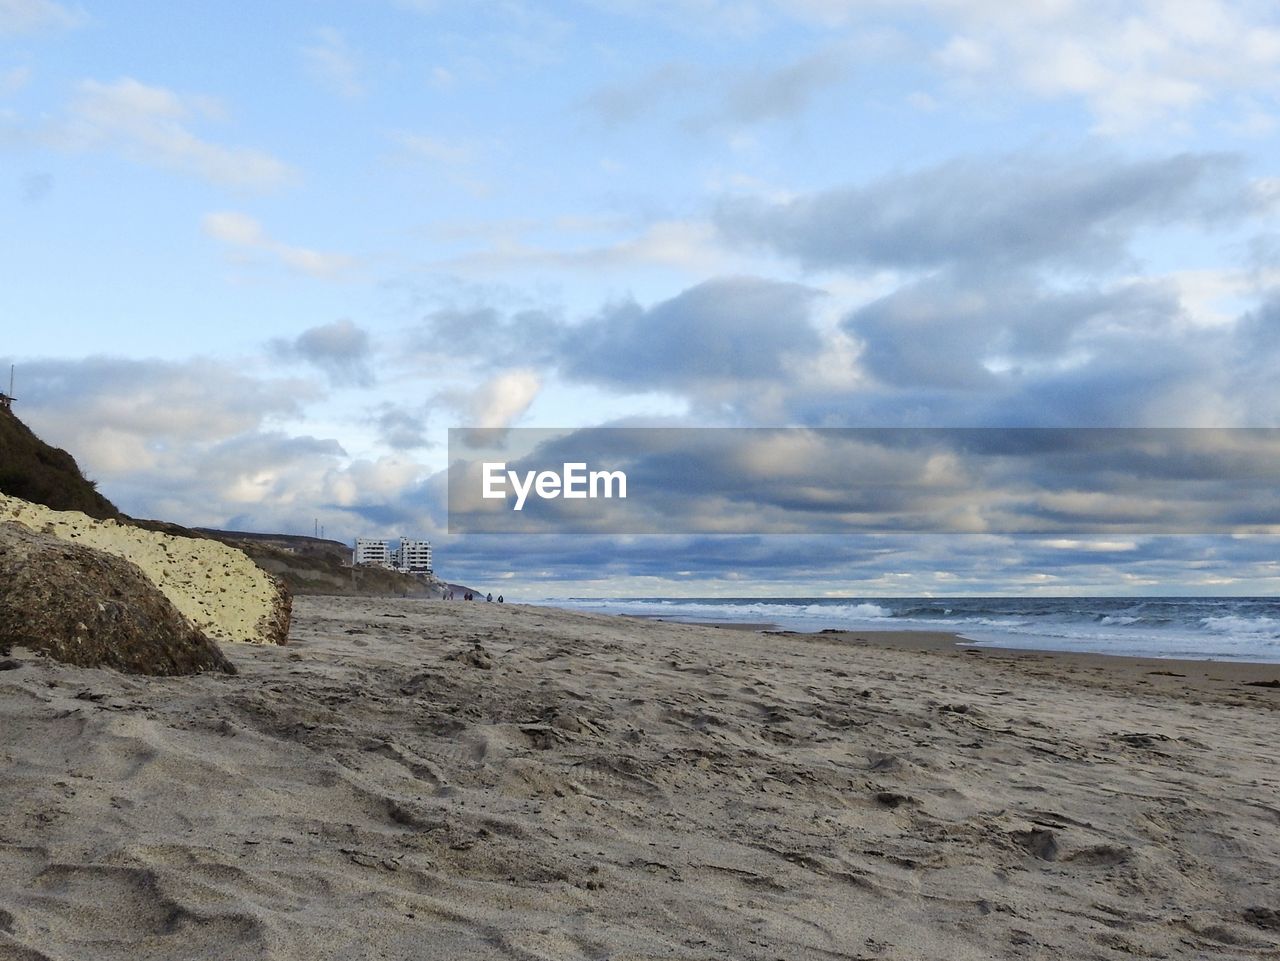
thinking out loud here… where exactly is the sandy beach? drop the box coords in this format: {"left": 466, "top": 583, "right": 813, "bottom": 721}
{"left": 2, "top": 596, "right": 1278, "bottom": 960}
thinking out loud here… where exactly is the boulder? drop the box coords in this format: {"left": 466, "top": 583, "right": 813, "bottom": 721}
{"left": 0, "top": 522, "right": 235, "bottom": 675}
{"left": 0, "top": 493, "right": 291, "bottom": 646}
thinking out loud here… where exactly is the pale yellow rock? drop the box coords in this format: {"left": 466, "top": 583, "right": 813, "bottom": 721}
{"left": 0, "top": 492, "right": 290, "bottom": 645}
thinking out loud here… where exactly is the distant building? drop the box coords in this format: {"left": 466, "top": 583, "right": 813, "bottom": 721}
{"left": 353, "top": 537, "right": 392, "bottom": 567}
{"left": 352, "top": 536, "right": 433, "bottom": 574}
{"left": 396, "top": 537, "right": 433, "bottom": 574}
{"left": 0, "top": 393, "right": 12, "bottom": 412}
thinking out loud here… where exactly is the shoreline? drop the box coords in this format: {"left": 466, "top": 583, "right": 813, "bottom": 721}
{"left": 613, "top": 608, "right": 1280, "bottom": 672}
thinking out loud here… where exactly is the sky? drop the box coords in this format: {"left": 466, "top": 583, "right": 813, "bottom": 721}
{"left": 4, "top": 0, "right": 1280, "bottom": 597}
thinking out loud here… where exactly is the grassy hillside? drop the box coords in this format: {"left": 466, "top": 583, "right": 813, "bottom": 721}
{"left": 200, "top": 531, "right": 447, "bottom": 597}
{"left": 0, "top": 405, "right": 120, "bottom": 520}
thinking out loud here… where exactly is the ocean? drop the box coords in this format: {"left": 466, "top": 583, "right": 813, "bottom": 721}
{"left": 545, "top": 596, "right": 1280, "bottom": 663}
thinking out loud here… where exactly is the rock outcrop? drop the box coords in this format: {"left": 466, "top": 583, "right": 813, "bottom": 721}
{"left": 0, "top": 523, "right": 235, "bottom": 675}
{"left": 0, "top": 493, "right": 291, "bottom": 646}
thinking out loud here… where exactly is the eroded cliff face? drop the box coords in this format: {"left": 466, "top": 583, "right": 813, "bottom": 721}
{"left": 0, "top": 522, "right": 235, "bottom": 675}
{"left": 0, "top": 493, "right": 291, "bottom": 647}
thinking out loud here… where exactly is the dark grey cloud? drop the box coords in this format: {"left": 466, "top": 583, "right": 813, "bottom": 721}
{"left": 447, "top": 427, "right": 1280, "bottom": 536}
{"left": 716, "top": 153, "right": 1251, "bottom": 271}
{"left": 845, "top": 275, "right": 1182, "bottom": 390}
{"left": 272, "top": 318, "right": 375, "bottom": 387}
{"left": 414, "top": 305, "right": 560, "bottom": 365}
{"left": 414, "top": 276, "right": 823, "bottom": 395}
{"left": 563, "top": 276, "right": 822, "bottom": 390}
{"left": 371, "top": 402, "right": 431, "bottom": 450}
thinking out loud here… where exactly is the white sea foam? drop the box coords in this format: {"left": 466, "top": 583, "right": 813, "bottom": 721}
{"left": 544, "top": 596, "right": 1280, "bottom": 662}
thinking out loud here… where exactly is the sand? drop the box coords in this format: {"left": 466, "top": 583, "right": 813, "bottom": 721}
{"left": 1, "top": 596, "right": 1278, "bottom": 960}
{"left": 0, "top": 494, "right": 289, "bottom": 646}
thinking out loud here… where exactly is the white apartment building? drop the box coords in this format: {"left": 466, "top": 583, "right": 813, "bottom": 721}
{"left": 353, "top": 537, "right": 392, "bottom": 567}
{"left": 353, "top": 536, "right": 433, "bottom": 574}
{"left": 396, "top": 537, "right": 433, "bottom": 574}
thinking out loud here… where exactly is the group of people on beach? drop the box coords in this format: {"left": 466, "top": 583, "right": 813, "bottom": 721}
{"left": 442, "top": 590, "right": 503, "bottom": 603}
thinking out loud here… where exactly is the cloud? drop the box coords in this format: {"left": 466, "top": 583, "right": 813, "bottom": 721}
{"left": 719, "top": 48, "right": 850, "bottom": 124}
{"left": 582, "top": 48, "right": 850, "bottom": 131}
{"left": 582, "top": 2, "right": 1280, "bottom": 134}
{"left": 0, "top": 0, "right": 82, "bottom": 34}
{"left": 415, "top": 276, "right": 823, "bottom": 399}
{"left": 471, "top": 369, "right": 541, "bottom": 428}
{"left": 413, "top": 305, "right": 559, "bottom": 364}
{"left": 271, "top": 319, "right": 376, "bottom": 387}
{"left": 202, "top": 211, "right": 357, "bottom": 278}
{"left": 844, "top": 275, "right": 1182, "bottom": 390}
{"left": 438, "top": 369, "right": 542, "bottom": 448}
{"left": 302, "top": 27, "right": 365, "bottom": 100}
{"left": 433, "top": 218, "right": 732, "bottom": 277}
{"left": 58, "top": 78, "right": 295, "bottom": 189}
{"left": 779, "top": 1, "right": 1280, "bottom": 133}
{"left": 562, "top": 276, "right": 822, "bottom": 392}
{"left": 447, "top": 426, "right": 1280, "bottom": 537}
{"left": 0, "top": 355, "right": 454, "bottom": 539}
{"left": 12, "top": 356, "right": 310, "bottom": 445}
{"left": 371, "top": 402, "right": 431, "bottom": 450}
{"left": 717, "top": 152, "right": 1254, "bottom": 272}
{"left": 5, "top": 356, "right": 345, "bottom": 522}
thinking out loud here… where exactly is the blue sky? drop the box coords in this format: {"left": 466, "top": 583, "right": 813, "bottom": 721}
{"left": 4, "top": 0, "right": 1280, "bottom": 596}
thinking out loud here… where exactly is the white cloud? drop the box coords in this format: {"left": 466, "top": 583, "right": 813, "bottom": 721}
{"left": 60, "top": 78, "right": 295, "bottom": 188}
{"left": 1039, "top": 539, "right": 1139, "bottom": 552}
{"left": 769, "top": 1, "right": 1280, "bottom": 133}
{"left": 322, "top": 456, "right": 424, "bottom": 507}
{"left": 0, "top": 0, "right": 83, "bottom": 34}
{"left": 302, "top": 27, "right": 365, "bottom": 100}
{"left": 467, "top": 369, "right": 541, "bottom": 428}
{"left": 203, "top": 211, "right": 357, "bottom": 278}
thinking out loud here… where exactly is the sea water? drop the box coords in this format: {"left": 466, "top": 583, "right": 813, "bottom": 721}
{"left": 544, "top": 596, "right": 1280, "bottom": 663}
